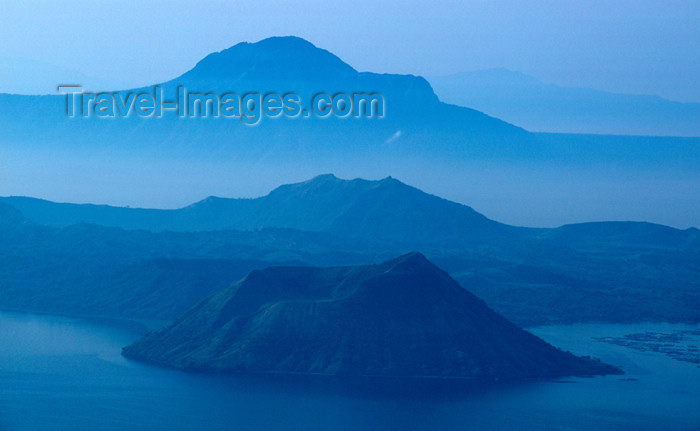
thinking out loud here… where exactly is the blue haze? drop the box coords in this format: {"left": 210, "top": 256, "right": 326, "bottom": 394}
{"left": 1, "top": 312, "right": 698, "bottom": 431}
{"left": 0, "top": 1, "right": 699, "bottom": 102}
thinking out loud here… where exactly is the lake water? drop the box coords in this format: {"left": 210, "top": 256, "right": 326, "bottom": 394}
{"left": 1, "top": 311, "right": 698, "bottom": 430}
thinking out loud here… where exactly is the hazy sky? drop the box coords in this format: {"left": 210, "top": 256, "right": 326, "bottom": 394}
{"left": 1, "top": 0, "right": 698, "bottom": 101}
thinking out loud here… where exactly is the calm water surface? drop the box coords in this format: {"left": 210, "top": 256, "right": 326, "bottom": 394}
{"left": 0, "top": 311, "right": 698, "bottom": 431}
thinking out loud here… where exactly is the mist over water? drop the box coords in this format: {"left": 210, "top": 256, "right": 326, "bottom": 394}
{"left": 1, "top": 311, "right": 698, "bottom": 431}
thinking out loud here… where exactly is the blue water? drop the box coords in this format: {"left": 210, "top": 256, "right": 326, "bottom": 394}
{"left": 0, "top": 311, "right": 698, "bottom": 431}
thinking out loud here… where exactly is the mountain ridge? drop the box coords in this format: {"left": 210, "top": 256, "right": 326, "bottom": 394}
{"left": 0, "top": 174, "right": 513, "bottom": 245}
{"left": 2, "top": 37, "right": 697, "bottom": 229}
{"left": 430, "top": 68, "right": 700, "bottom": 137}
{"left": 0, "top": 202, "right": 29, "bottom": 228}
{"left": 167, "top": 36, "right": 444, "bottom": 112}
{"left": 1, "top": 175, "right": 699, "bottom": 326}
{"left": 123, "top": 253, "right": 621, "bottom": 379}
{"left": 175, "top": 36, "right": 358, "bottom": 84}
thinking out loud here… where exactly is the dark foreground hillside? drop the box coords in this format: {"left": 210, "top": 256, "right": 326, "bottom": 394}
{"left": 123, "top": 253, "right": 620, "bottom": 380}
{"left": 1, "top": 175, "right": 699, "bottom": 327}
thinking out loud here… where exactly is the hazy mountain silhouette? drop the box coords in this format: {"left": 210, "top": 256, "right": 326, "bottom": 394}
{"left": 1, "top": 174, "right": 514, "bottom": 245}
{"left": 0, "top": 220, "right": 379, "bottom": 321}
{"left": 77, "top": 258, "right": 293, "bottom": 321}
{"left": 0, "top": 202, "right": 28, "bottom": 228}
{"left": 167, "top": 36, "right": 443, "bottom": 113}
{"left": 123, "top": 253, "right": 620, "bottom": 379}
{"left": 2, "top": 175, "right": 699, "bottom": 325}
{"left": 171, "top": 37, "right": 359, "bottom": 90}
{"left": 1, "top": 37, "right": 699, "bottom": 227}
{"left": 430, "top": 68, "right": 700, "bottom": 137}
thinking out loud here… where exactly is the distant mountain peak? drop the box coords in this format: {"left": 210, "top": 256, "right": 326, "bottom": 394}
{"left": 305, "top": 173, "right": 342, "bottom": 184}
{"left": 245, "top": 35, "right": 318, "bottom": 50}
{"left": 163, "top": 36, "right": 444, "bottom": 108}
{"left": 384, "top": 251, "right": 432, "bottom": 270}
{"left": 302, "top": 174, "right": 406, "bottom": 191}
{"left": 175, "top": 36, "right": 358, "bottom": 85}
{"left": 376, "top": 175, "right": 409, "bottom": 189}
{"left": 1, "top": 175, "right": 504, "bottom": 244}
